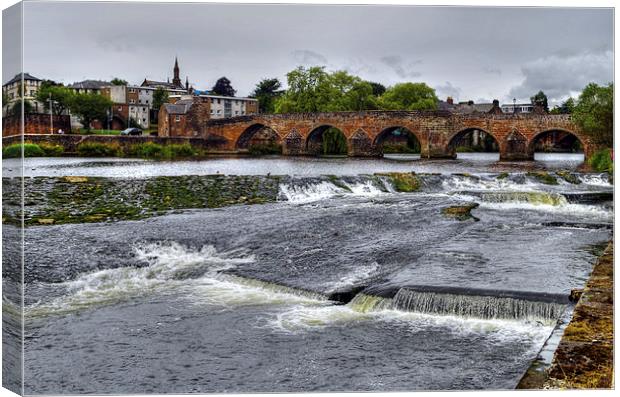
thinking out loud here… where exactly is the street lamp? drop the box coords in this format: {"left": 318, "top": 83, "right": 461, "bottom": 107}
{"left": 513, "top": 98, "right": 516, "bottom": 115}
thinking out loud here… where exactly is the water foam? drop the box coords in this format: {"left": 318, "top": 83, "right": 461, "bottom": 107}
{"left": 25, "top": 242, "right": 255, "bottom": 317}
{"left": 278, "top": 182, "right": 346, "bottom": 203}
{"left": 578, "top": 173, "right": 612, "bottom": 186}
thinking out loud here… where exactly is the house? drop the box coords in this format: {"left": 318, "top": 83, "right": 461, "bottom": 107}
{"left": 501, "top": 103, "right": 535, "bottom": 114}
{"left": 437, "top": 97, "right": 497, "bottom": 113}
{"left": 2, "top": 72, "right": 44, "bottom": 114}
{"left": 67, "top": 80, "right": 111, "bottom": 95}
{"left": 158, "top": 97, "right": 210, "bottom": 137}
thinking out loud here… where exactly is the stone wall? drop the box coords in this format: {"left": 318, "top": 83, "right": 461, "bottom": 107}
{"left": 2, "top": 134, "right": 229, "bottom": 153}
{"left": 2, "top": 113, "right": 72, "bottom": 137}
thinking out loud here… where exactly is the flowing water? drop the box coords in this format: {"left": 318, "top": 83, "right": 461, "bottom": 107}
{"left": 2, "top": 154, "right": 613, "bottom": 393}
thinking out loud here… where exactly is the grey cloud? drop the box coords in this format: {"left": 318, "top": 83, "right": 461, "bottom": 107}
{"left": 380, "top": 55, "right": 422, "bottom": 79}
{"left": 483, "top": 67, "right": 502, "bottom": 76}
{"left": 11, "top": 3, "right": 613, "bottom": 99}
{"left": 508, "top": 50, "right": 613, "bottom": 103}
{"left": 291, "top": 50, "right": 328, "bottom": 66}
{"left": 435, "top": 81, "right": 461, "bottom": 101}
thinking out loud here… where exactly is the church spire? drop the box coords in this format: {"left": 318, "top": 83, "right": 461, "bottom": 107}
{"left": 172, "top": 57, "right": 182, "bottom": 88}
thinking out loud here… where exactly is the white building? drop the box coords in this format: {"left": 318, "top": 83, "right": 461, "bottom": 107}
{"left": 2, "top": 73, "right": 44, "bottom": 115}
{"left": 501, "top": 103, "right": 534, "bottom": 113}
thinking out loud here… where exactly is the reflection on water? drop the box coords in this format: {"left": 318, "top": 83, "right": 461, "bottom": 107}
{"left": 4, "top": 152, "right": 586, "bottom": 178}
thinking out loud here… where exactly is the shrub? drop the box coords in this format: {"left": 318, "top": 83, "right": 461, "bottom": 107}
{"left": 128, "top": 142, "right": 197, "bottom": 159}
{"left": 2, "top": 143, "right": 46, "bottom": 158}
{"left": 248, "top": 143, "right": 282, "bottom": 156}
{"left": 38, "top": 142, "right": 64, "bottom": 156}
{"left": 77, "top": 142, "right": 121, "bottom": 157}
{"left": 128, "top": 142, "right": 165, "bottom": 158}
{"left": 167, "top": 143, "right": 197, "bottom": 158}
{"left": 588, "top": 148, "right": 613, "bottom": 173}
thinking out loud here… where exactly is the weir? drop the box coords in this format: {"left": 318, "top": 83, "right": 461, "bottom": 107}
{"left": 350, "top": 285, "right": 569, "bottom": 323}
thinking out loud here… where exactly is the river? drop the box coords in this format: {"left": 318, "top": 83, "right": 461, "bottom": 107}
{"left": 2, "top": 153, "right": 613, "bottom": 393}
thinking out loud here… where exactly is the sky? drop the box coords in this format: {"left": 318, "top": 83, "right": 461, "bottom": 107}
{"left": 4, "top": 2, "right": 614, "bottom": 105}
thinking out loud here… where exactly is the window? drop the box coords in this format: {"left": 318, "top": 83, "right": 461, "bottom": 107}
{"left": 129, "top": 88, "right": 136, "bottom": 93}
{"left": 235, "top": 111, "right": 239, "bottom": 115}
{"left": 9, "top": 93, "right": 14, "bottom": 99}
{"left": 210, "top": 110, "right": 214, "bottom": 114}
{"left": 118, "top": 107, "right": 122, "bottom": 111}
{"left": 175, "top": 115, "right": 181, "bottom": 122}
{"left": 146, "top": 100, "right": 149, "bottom": 104}
{"left": 130, "top": 99, "right": 135, "bottom": 104}
{"left": 30, "top": 90, "right": 35, "bottom": 96}
{"left": 217, "top": 110, "right": 221, "bottom": 114}
{"left": 142, "top": 107, "right": 146, "bottom": 111}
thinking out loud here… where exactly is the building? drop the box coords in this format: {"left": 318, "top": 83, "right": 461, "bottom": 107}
{"left": 437, "top": 97, "right": 497, "bottom": 114}
{"left": 158, "top": 97, "right": 211, "bottom": 137}
{"left": 67, "top": 80, "right": 111, "bottom": 95}
{"left": 2, "top": 73, "right": 44, "bottom": 115}
{"left": 141, "top": 57, "right": 190, "bottom": 91}
{"left": 170, "top": 94, "right": 258, "bottom": 119}
{"left": 501, "top": 103, "right": 534, "bottom": 113}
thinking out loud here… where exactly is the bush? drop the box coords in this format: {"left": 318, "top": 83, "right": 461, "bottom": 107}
{"left": 588, "top": 148, "right": 613, "bottom": 173}
{"left": 77, "top": 142, "right": 121, "bottom": 157}
{"left": 38, "top": 142, "right": 64, "bottom": 156}
{"left": 248, "top": 143, "right": 282, "bottom": 156}
{"left": 167, "top": 143, "right": 197, "bottom": 158}
{"left": 128, "top": 142, "right": 197, "bottom": 159}
{"left": 2, "top": 143, "right": 46, "bottom": 158}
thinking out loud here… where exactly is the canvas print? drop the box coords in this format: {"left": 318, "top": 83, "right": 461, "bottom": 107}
{"left": 1, "top": 1, "right": 614, "bottom": 394}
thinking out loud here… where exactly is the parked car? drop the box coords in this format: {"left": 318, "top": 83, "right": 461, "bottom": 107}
{"left": 121, "top": 127, "right": 143, "bottom": 136}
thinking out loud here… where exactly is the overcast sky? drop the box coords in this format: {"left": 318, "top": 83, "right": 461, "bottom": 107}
{"left": 5, "top": 2, "right": 614, "bottom": 105}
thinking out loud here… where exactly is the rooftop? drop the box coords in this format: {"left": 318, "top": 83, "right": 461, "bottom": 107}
{"left": 68, "top": 80, "right": 111, "bottom": 89}
{"left": 3, "top": 73, "right": 42, "bottom": 86}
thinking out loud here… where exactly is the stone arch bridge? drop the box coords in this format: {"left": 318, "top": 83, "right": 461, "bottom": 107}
{"left": 201, "top": 111, "right": 593, "bottom": 161}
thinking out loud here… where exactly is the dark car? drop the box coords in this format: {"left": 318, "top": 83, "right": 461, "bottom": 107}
{"left": 121, "top": 127, "right": 143, "bottom": 136}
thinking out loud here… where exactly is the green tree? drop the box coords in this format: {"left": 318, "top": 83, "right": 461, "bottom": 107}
{"left": 367, "top": 81, "right": 386, "bottom": 97}
{"left": 551, "top": 97, "right": 575, "bottom": 114}
{"left": 322, "top": 128, "right": 348, "bottom": 154}
{"left": 68, "top": 92, "right": 113, "bottom": 131}
{"left": 111, "top": 78, "right": 128, "bottom": 86}
{"left": 571, "top": 82, "right": 613, "bottom": 147}
{"left": 530, "top": 90, "right": 549, "bottom": 112}
{"left": 10, "top": 99, "right": 33, "bottom": 116}
{"left": 151, "top": 87, "right": 169, "bottom": 122}
{"left": 274, "top": 66, "right": 377, "bottom": 113}
{"left": 379, "top": 82, "right": 438, "bottom": 110}
{"left": 251, "top": 78, "right": 283, "bottom": 113}
{"left": 211, "top": 77, "right": 236, "bottom": 97}
{"left": 36, "top": 83, "right": 75, "bottom": 115}
{"left": 2, "top": 90, "right": 10, "bottom": 114}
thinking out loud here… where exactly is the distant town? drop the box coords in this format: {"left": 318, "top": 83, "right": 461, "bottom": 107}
{"left": 3, "top": 57, "right": 553, "bottom": 139}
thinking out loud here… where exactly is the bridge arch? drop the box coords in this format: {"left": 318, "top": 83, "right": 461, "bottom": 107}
{"left": 235, "top": 123, "right": 282, "bottom": 150}
{"left": 528, "top": 128, "right": 585, "bottom": 158}
{"left": 374, "top": 126, "right": 423, "bottom": 156}
{"left": 447, "top": 127, "right": 499, "bottom": 158}
{"left": 306, "top": 124, "right": 348, "bottom": 155}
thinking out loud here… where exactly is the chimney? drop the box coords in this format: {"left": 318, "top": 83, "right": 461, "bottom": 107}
{"left": 488, "top": 99, "right": 503, "bottom": 114}
{"left": 446, "top": 96, "right": 454, "bottom": 105}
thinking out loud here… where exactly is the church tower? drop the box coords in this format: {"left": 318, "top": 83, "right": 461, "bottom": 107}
{"left": 172, "top": 57, "right": 182, "bottom": 88}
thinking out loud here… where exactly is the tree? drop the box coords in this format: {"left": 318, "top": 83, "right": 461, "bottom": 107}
{"left": 68, "top": 92, "right": 113, "bottom": 131}
{"left": 274, "top": 66, "right": 377, "bottom": 113}
{"left": 10, "top": 99, "right": 33, "bottom": 116}
{"left": 571, "top": 82, "right": 613, "bottom": 147}
{"left": 211, "top": 77, "right": 236, "bottom": 97}
{"left": 367, "top": 81, "right": 386, "bottom": 97}
{"left": 379, "top": 82, "right": 438, "bottom": 110}
{"left": 550, "top": 97, "right": 575, "bottom": 114}
{"left": 111, "top": 78, "right": 128, "bottom": 86}
{"left": 2, "top": 90, "right": 10, "bottom": 114}
{"left": 251, "top": 78, "right": 283, "bottom": 113}
{"left": 36, "top": 83, "right": 75, "bottom": 115}
{"left": 530, "top": 90, "right": 549, "bottom": 112}
{"left": 151, "top": 88, "right": 169, "bottom": 122}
